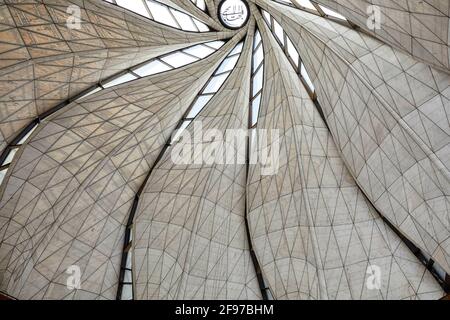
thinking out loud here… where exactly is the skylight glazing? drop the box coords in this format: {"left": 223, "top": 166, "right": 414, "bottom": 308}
{"left": 0, "top": 40, "right": 226, "bottom": 187}
{"left": 272, "top": 0, "right": 348, "bottom": 23}
{"left": 171, "top": 41, "right": 245, "bottom": 144}
{"left": 261, "top": 9, "right": 316, "bottom": 96}
{"left": 104, "top": 0, "right": 210, "bottom": 31}
{"left": 115, "top": 41, "right": 245, "bottom": 301}
{"left": 190, "top": 0, "right": 207, "bottom": 11}
{"left": 250, "top": 29, "right": 264, "bottom": 128}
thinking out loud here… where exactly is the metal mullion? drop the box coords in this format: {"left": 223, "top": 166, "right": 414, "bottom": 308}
{"left": 249, "top": 76, "right": 255, "bottom": 128}
{"left": 254, "top": 40, "right": 263, "bottom": 52}
{"left": 286, "top": 55, "right": 299, "bottom": 73}
{"left": 158, "top": 58, "right": 177, "bottom": 69}
{"left": 293, "top": 0, "right": 322, "bottom": 17}
{"left": 142, "top": 0, "right": 154, "bottom": 19}
{"left": 203, "top": 43, "right": 219, "bottom": 50}
{"left": 250, "top": 91, "right": 262, "bottom": 104}
{"left": 227, "top": 52, "right": 242, "bottom": 59}
{"left": 168, "top": 8, "right": 182, "bottom": 30}
{"left": 310, "top": 1, "right": 352, "bottom": 28}
{"left": 310, "top": 1, "right": 325, "bottom": 16}
{"left": 253, "top": 61, "right": 264, "bottom": 75}
{"left": 190, "top": 16, "right": 201, "bottom": 32}
{"left": 180, "top": 50, "right": 202, "bottom": 61}
{"left": 130, "top": 58, "right": 157, "bottom": 73}
{"left": 213, "top": 70, "right": 231, "bottom": 77}
{"left": 251, "top": 88, "right": 263, "bottom": 100}
{"left": 99, "top": 69, "right": 132, "bottom": 88}
{"left": 129, "top": 70, "right": 141, "bottom": 78}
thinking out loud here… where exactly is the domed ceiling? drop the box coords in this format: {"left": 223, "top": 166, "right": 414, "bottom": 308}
{"left": 0, "top": 0, "right": 448, "bottom": 300}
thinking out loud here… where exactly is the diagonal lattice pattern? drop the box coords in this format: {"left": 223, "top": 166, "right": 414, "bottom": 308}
{"left": 0, "top": 0, "right": 448, "bottom": 301}
{"left": 0, "top": 42, "right": 233, "bottom": 299}
{"left": 0, "top": 0, "right": 231, "bottom": 151}
{"left": 133, "top": 25, "right": 262, "bottom": 300}
{"left": 246, "top": 12, "right": 444, "bottom": 300}
{"left": 312, "top": 0, "right": 450, "bottom": 72}
{"left": 259, "top": 0, "right": 450, "bottom": 276}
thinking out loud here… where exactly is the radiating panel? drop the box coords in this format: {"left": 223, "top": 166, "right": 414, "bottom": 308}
{"left": 312, "top": 0, "right": 450, "bottom": 72}
{"left": 133, "top": 24, "right": 261, "bottom": 300}
{"left": 0, "top": 0, "right": 230, "bottom": 152}
{"left": 257, "top": 0, "right": 450, "bottom": 277}
{"left": 0, "top": 41, "right": 234, "bottom": 300}
{"left": 247, "top": 11, "right": 444, "bottom": 300}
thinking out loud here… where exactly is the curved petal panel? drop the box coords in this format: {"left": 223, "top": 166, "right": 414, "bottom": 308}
{"left": 258, "top": 0, "right": 450, "bottom": 276}
{"left": 0, "top": 0, "right": 447, "bottom": 301}
{"left": 133, "top": 25, "right": 261, "bottom": 300}
{"left": 0, "top": 0, "right": 230, "bottom": 151}
{"left": 0, "top": 43, "right": 233, "bottom": 299}
{"left": 247, "top": 12, "right": 444, "bottom": 300}
{"left": 312, "top": 0, "right": 450, "bottom": 72}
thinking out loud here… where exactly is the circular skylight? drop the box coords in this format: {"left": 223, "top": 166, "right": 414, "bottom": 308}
{"left": 218, "top": 0, "right": 250, "bottom": 29}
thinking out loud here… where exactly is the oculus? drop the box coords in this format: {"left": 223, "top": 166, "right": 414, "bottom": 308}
{"left": 218, "top": 0, "right": 250, "bottom": 29}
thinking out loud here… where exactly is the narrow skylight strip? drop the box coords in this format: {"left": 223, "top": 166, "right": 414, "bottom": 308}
{"left": 318, "top": 4, "right": 347, "bottom": 20}
{"left": 261, "top": 9, "right": 315, "bottom": 96}
{"left": 0, "top": 121, "right": 38, "bottom": 185}
{"left": 116, "top": 41, "right": 233, "bottom": 300}
{"left": 250, "top": 29, "right": 264, "bottom": 128}
{"left": 117, "top": 41, "right": 244, "bottom": 300}
{"left": 274, "top": 0, "right": 317, "bottom": 12}
{"left": 171, "top": 41, "right": 245, "bottom": 144}
{"left": 0, "top": 40, "right": 226, "bottom": 188}
{"left": 190, "top": 0, "right": 207, "bottom": 11}
{"left": 271, "top": 0, "right": 348, "bottom": 23}
{"left": 104, "top": 0, "right": 210, "bottom": 32}
{"left": 247, "top": 29, "right": 275, "bottom": 300}
{"left": 118, "top": 226, "right": 134, "bottom": 300}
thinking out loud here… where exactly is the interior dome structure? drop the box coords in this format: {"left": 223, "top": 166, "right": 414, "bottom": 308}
{"left": 0, "top": 0, "right": 449, "bottom": 301}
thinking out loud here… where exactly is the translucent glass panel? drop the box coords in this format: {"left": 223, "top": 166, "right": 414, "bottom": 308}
{"left": 118, "top": 233, "right": 134, "bottom": 300}
{"left": 115, "top": 0, "right": 150, "bottom": 17}
{"left": 250, "top": 29, "right": 264, "bottom": 127}
{"left": 171, "top": 41, "right": 245, "bottom": 144}
{"left": 0, "top": 122, "right": 38, "bottom": 185}
{"left": 277, "top": 0, "right": 294, "bottom": 4}
{"left": 103, "top": 73, "right": 138, "bottom": 89}
{"left": 190, "top": 0, "right": 207, "bottom": 11}
{"left": 104, "top": 0, "right": 210, "bottom": 32}
{"left": 272, "top": 0, "right": 347, "bottom": 21}
{"left": 102, "top": 40, "right": 225, "bottom": 87}
{"left": 133, "top": 60, "right": 171, "bottom": 77}
{"left": 161, "top": 51, "right": 198, "bottom": 68}
{"left": 295, "top": 0, "right": 317, "bottom": 11}
{"left": 319, "top": 5, "right": 347, "bottom": 20}
{"left": 273, "top": 20, "right": 284, "bottom": 45}
{"left": 135, "top": 42, "right": 223, "bottom": 77}
{"left": 301, "top": 63, "right": 315, "bottom": 92}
